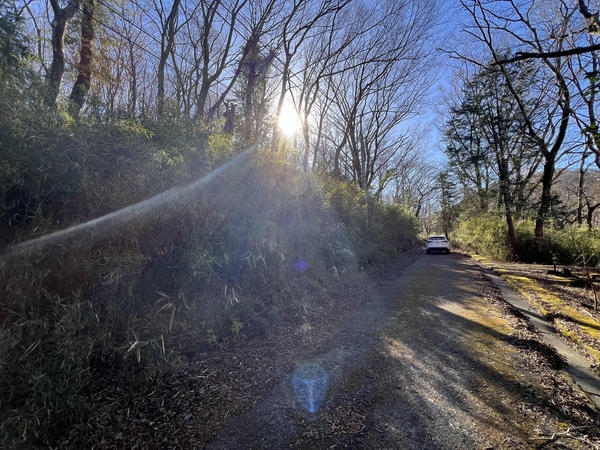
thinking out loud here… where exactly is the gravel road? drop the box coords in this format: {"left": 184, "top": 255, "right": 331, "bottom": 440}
{"left": 207, "top": 252, "right": 599, "bottom": 448}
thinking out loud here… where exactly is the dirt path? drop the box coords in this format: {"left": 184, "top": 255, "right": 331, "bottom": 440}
{"left": 205, "top": 253, "right": 599, "bottom": 448}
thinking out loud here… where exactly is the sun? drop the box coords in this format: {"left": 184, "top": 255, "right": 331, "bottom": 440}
{"left": 277, "top": 105, "right": 302, "bottom": 138}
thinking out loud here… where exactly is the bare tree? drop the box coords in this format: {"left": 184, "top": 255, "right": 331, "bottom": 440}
{"left": 564, "top": 30, "right": 600, "bottom": 226}
{"left": 270, "top": 0, "right": 351, "bottom": 150}
{"left": 192, "top": 0, "right": 249, "bottom": 120}
{"left": 122, "top": 8, "right": 147, "bottom": 118}
{"left": 153, "top": 0, "right": 181, "bottom": 118}
{"left": 235, "top": 34, "right": 277, "bottom": 144}
{"left": 163, "top": 0, "right": 280, "bottom": 125}
{"left": 327, "top": 0, "right": 436, "bottom": 192}
{"left": 391, "top": 153, "right": 438, "bottom": 218}
{"left": 579, "top": 151, "right": 600, "bottom": 228}
{"left": 292, "top": 2, "right": 361, "bottom": 171}
{"left": 567, "top": 32, "right": 600, "bottom": 168}
{"left": 22, "top": 1, "right": 49, "bottom": 77}
{"left": 495, "top": 0, "right": 600, "bottom": 63}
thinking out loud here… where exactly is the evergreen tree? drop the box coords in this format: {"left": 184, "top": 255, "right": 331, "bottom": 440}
{"left": 0, "top": 1, "right": 27, "bottom": 75}
{"left": 437, "top": 171, "right": 458, "bottom": 238}
{"left": 444, "top": 59, "right": 542, "bottom": 259}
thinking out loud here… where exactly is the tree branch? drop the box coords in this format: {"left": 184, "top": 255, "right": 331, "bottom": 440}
{"left": 495, "top": 43, "right": 600, "bottom": 65}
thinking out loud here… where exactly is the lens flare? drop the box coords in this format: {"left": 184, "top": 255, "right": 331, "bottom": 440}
{"left": 1, "top": 148, "right": 255, "bottom": 260}
{"left": 291, "top": 362, "right": 329, "bottom": 413}
{"left": 294, "top": 259, "right": 308, "bottom": 272}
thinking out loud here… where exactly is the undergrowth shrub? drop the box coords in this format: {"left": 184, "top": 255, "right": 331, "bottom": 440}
{"left": 0, "top": 79, "right": 74, "bottom": 246}
{"left": 546, "top": 226, "right": 600, "bottom": 266}
{"left": 0, "top": 104, "right": 207, "bottom": 248}
{"left": 451, "top": 213, "right": 510, "bottom": 260}
{"left": 367, "top": 201, "right": 418, "bottom": 262}
{"left": 1, "top": 143, "right": 419, "bottom": 446}
{"left": 323, "top": 177, "right": 417, "bottom": 265}
{"left": 453, "top": 213, "right": 600, "bottom": 265}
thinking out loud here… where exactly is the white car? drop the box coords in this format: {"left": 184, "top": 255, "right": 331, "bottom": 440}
{"left": 425, "top": 235, "right": 450, "bottom": 254}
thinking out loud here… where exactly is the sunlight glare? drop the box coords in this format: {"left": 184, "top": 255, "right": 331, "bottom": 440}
{"left": 277, "top": 106, "right": 302, "bottom": 137}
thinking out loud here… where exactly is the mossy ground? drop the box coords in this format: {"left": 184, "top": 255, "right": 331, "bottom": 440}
{"left": 470, "top": 254, "right": 600, "bottom": 371}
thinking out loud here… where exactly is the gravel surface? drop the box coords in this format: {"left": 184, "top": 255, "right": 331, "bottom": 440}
{"left": 108, "top": 251, "right": 600, "bottom": 448}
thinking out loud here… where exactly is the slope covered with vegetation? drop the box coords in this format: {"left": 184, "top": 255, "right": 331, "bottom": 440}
{"left": 0, "top": 68, "right": 417, "bottom": 450}
{"left": 0, "top": 122, "right": 418, "bottom": 447}
{"left": 0, "top": 3, "right": 430, "bottom": 445}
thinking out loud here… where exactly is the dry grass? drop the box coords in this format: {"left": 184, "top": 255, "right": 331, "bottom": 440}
{"left": 471, "top": 254, "right": 600, "bottom": 371}
{"left": 0, "top": 153, "right": 418, "bottom": 447}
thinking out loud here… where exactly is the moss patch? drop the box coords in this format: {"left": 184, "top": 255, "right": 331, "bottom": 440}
{"left": 470, "top": 256, "right": 600, "bottom": 368}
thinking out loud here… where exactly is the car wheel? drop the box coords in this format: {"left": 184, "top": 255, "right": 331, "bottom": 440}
{"left": 425, "top": 249, "right": 430, "bottom": 254}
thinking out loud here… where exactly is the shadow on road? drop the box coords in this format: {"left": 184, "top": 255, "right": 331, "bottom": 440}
{"left": 207, "top": 253, "right": 599, "bottom": 448}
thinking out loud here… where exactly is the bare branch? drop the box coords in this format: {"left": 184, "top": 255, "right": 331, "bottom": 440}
{"left": 495, "top": 43, "right": 600, "bottom": 65}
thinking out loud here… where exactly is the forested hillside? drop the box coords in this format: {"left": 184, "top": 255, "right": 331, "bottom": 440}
{"left": 0, "top": 1, "right": 425, "bottom": 446}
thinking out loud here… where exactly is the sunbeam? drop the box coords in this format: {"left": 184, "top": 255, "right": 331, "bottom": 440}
{"left": 1, "top": 147, "right": 256, "bottom": 261}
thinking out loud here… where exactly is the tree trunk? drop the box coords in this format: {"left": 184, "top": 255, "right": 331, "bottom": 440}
{"left": 69, "top": 0, "right": 94, "bottom": 119}
{"left": 577, "top": 152, "right": 587, "bottom": 225}
{"left": 301, "top": 118, "right": 310, "bottom": 171}
{"left": 332, "top": 133, "right": 347, "bottom": 178}
{"left": 271, "top": 64, "right": 289, "bottom": 150}
{"left": 587, "top": 201, "right": 600, "bottom": 230}
{"left": 128, "top": 42, "right": 137, "bottom": 118}
{"left": 498, "top": 156, "right": 518, "bottom": 259}
{"left": 46, "top": 0, "right": 79, "bottom": 107}
{"left": 243, "top": 56, "right": 257, "bottom": 144}
{"left": 157, "top": 0, "right": 180, "bottom": 118}
{"left": 534, "top": 156, "right": 556, "bottom": 240}
{"left": 505, "top": 204, "right": 518, "bottom": 260}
